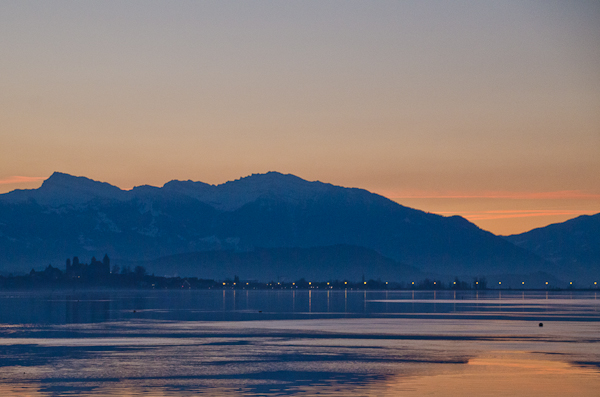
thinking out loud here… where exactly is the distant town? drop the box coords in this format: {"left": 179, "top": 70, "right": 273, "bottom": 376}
{"left": 0, "top": 254, "right": 596, "bottom": 291}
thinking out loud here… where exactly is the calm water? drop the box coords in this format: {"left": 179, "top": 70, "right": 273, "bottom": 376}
{"left": 0, "top": 289, "right": 599, "bottom": 396}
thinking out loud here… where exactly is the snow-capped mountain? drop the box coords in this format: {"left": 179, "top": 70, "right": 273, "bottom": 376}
{"left": 0, "top": 172, "right": 553, "bottom": 280}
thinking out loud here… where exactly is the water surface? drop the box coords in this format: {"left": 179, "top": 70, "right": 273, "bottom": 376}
{"left": 0, "top": 290, "right": 598, "bottom": 395}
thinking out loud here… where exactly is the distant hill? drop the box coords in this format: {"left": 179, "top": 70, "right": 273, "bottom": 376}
{"left": 504, "top": 214, "right": 600, "bottom": 282}
{"left": 0, "top": 171, "right": 552, "bottom": 279}
{"left": 138, "top": 245, "right": 423, "bottom": 282}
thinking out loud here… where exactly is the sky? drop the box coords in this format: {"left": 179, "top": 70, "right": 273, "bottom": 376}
{"left": 1, "top": 0, "right": 599, "bottom": 235}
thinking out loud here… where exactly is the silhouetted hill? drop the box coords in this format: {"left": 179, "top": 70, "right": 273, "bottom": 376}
{"left": 0, "top": 172, "right": 552, "bottom": 279}
{"left": 139, "top": 245, "right": 423, "bottom": 282}
{"left": 505, "top": 214, "right": 600, "bottom": 282}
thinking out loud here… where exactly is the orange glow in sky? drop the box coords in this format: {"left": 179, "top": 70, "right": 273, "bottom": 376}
{"left": 386, "top": 190, "right": 600, "bottom": 200}
{"left": 0, "top": 176, "right": 46, "bottom": 185}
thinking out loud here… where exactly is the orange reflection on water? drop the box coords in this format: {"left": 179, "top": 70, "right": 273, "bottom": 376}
{"left": 387, "top": 352, "right": 600, "bottom": 397}
{"left": 1, "top": 352, "right": 598, "bottom": 396}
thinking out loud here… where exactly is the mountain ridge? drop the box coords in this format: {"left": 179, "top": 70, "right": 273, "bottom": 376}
{"left": 1, "top": 171, "right": 371, "bottom": 212}
{"left": 0, "top": 171, "right": 559, "bottom": 280}
{"left": 504, "top": 213, "right": 600, "bottom": 281}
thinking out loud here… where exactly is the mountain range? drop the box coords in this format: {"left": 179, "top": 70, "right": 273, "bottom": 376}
{"left": 0, "top": 172, "right": 597, "bottom": 285}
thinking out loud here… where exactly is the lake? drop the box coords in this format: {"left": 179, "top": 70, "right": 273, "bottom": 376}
{"left": 0, "top": 289, "right": 599, "bottom": 396}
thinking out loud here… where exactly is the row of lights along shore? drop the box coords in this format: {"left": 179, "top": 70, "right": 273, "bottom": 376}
{"left": 216, "top": 280, "right": 598, "bottom": 289}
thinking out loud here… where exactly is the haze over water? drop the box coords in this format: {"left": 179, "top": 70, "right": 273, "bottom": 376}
{"left": 0, "top": 289, "right": 598, "bottom": 396}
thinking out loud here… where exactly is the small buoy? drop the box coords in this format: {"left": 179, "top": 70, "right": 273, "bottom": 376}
{"left": 538, "top": 322, "right": 543, "bottom": 327}
{"left": 258, "top": 310, "right": 262, "bottom": 313}
{"left": 133, "top": 310, "right": 136, "bottom": 313}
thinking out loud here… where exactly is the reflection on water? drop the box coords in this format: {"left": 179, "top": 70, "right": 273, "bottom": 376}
{"left": 0, "top": 289, "right": 598, "bottom": 324}
{"left": 0, "top": 290, "right": 599, "bottom": 396}
{"left": 391, "top": 352, "right": 600, "bottom": 397}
